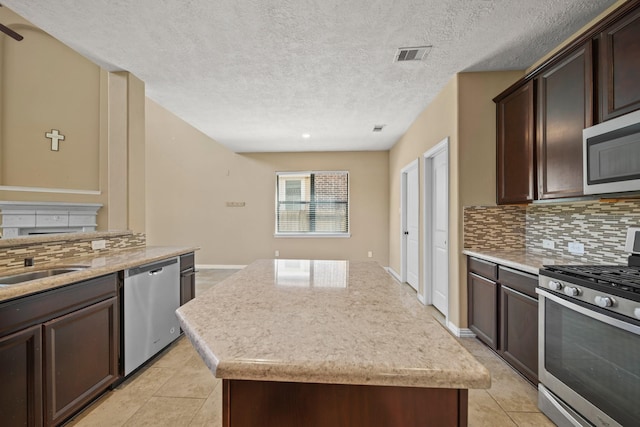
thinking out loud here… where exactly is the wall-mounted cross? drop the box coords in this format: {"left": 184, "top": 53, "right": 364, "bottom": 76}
{"left": 45, "top": 129, "right": 65, "bottom": 151}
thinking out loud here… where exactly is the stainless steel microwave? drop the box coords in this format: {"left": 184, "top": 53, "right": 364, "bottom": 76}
{"left": 583, "top": 109, "right": 640, "bottom": 195}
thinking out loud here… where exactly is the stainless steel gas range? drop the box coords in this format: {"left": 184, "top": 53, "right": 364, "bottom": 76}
{"left": 537, "top": 229, "right": 640, "bottom": 427}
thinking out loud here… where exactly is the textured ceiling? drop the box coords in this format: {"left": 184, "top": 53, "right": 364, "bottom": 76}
{"left": 2, "top": 0, "right": 618, "bottom": 153}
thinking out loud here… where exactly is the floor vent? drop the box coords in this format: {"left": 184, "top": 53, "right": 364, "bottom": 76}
{"left": 395, "top": 46, "right": 431, "bottom": 62}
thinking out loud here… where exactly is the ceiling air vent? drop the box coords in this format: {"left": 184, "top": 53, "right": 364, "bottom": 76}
{"left": 395, "top": 46, "right": 431, "bottom": 62}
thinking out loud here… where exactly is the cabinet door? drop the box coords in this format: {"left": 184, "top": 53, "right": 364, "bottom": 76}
{"left": 496, "top": 80, "right": 535, "bottom": 204}
{"left": 537, "top": 42, "right": 593, "bottom": 200}
{"left": 468, "top": 273, "right": 499, "bottom": 350}
{"left": 599, "top": 6, "right": 640, "bottom": 121}
{"left": 0, "top": 325, "right": 43, "bottom": 427}
{"left": 180, "top": 253, "right": 196, "bottom": 305}
{"left": 43, "top": 297, "right": 118, "bottom": 427}
{"left": 500, "top": 286, "right": 538, "bottom": 384}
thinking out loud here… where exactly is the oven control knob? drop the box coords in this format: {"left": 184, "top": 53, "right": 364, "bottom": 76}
{"left": 563, "top": 286, "right": 580, "bottom": 297}
{"left": 595, "top": 296, "right": 614, "bottom": 308}
{"left": 548, "top": 280, "right": 563, "bottom": 291}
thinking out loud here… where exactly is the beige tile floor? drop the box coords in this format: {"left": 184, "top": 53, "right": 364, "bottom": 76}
{"left": 66, "top": 269, "right": 555, "bottom": 427}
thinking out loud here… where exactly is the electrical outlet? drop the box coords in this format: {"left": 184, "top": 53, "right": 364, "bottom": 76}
{"left": 275, "top": 250, "right": 279, "bottom": 257}
{"left": 542, "top": 239, "right": 555, "bottom": 249}
{"left": 91, "top": 240, "right": 106, "bottom": 250}
{"left": 568, "top": 242, "right": 585, "bottom": 255}
{"left": 367, "top": 251, "right": 373, "bottom": 258}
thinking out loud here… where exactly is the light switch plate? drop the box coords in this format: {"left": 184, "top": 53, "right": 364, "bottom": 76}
{"left": 542, "top": 239, "right": 555, "bottom": 249}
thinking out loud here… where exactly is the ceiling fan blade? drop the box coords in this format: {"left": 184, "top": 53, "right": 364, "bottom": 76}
{"left": 0, "top": 23, "right": 23, "bottom": 41}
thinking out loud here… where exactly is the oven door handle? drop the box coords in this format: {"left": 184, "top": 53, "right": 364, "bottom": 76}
{"left": 537, "top": 287, "right": 640, "bottom": 335}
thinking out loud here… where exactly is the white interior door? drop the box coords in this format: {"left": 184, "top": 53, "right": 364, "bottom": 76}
{"left": 402, "top": 161, "right": 420, "bottom": 291}
{"left": 430, "top": 148, "right": 448, "bottom": 315}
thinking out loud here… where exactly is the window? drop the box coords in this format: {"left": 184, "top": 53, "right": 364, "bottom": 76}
{"left": 276, "top": 171, "right": 349, "bottom": 236}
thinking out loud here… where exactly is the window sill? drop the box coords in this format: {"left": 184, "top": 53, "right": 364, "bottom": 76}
{"left": 274, "top": 233, "right": 351, "bottom": 238}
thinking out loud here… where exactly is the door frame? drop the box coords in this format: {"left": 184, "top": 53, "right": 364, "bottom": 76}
{"left": 400, "top": 159, "right": 419, "bottom": 286}
{"left": 419, "top": 137, "right": 449, "bottom": 314}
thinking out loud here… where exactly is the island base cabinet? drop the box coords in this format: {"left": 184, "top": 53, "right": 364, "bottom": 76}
{"left": 0, "top": 325, "right": 43, "bottom": 427}
{"left": 43, "top": 297, "right": 118, "bottom": 427}
{"left": 223, "top": 379, "right": 468, "bottom": 427}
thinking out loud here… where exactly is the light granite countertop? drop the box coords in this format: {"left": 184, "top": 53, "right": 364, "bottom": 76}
{"left": 176, "top": 259, "right": 491, "bottom": 390}
{"left": 462, "top": 249, "right": 590, "bottom": 275}
{"left": 0, "top": 246, "right": 197, "bottom": 302}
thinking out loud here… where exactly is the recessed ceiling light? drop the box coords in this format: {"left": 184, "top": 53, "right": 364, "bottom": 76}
{"left": 301, "top": 133, "right": 311, "bottom": 139}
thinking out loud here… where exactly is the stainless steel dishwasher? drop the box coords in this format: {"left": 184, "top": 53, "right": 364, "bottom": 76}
{"left": 123, "top": 257, "right": 180, "bottom": 376}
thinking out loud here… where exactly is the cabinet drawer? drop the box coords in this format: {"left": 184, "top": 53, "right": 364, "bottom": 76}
{"left": 468, "top": 257, "right": 498, "bottom": 281}
{"left": 0, "top": 273, "right": 118, "bottom": 337}
{"left": 498, "top": 266, "right": 537, "bottom": 299}
{"left": 180, "top": 252, "right": 195, "bottom": 272}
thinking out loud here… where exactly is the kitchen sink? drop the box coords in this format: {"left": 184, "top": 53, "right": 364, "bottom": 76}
{"left": 0, "top": 266, "right": 88, "bottom": 286}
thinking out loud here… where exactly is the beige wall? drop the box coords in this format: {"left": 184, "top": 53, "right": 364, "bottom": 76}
{"left": 389, "top": 77, "right": 458, "bottom": 277}
{"left": 0, "top": 7, "right": 145, "bottom": 234}
{"left": 107, "top": 72, "right": 146, "bottom": 233}
{"left": 0, "top": 7, "right": 100, "bottom": 191}
{"left": 145, "top": 99, "right": 389, "bottom": 265}
{"left": 388, "top": 71, "right": 522, "bottom": 329}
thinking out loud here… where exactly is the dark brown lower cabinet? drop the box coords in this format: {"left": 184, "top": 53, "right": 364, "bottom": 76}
{"left": 500, "top": 286, "right": 538, "bottom": 384}
{"left": 0, "top": 273, "right": 119, "bottom": 427}
{"left": 0, "top": 325, "right": 43, "bottom": 427}
{"left": 468, "top": 272, "right": 499, "bottom": 350}
{"left": 180, "top": 253, "right": 196, "bottom": 306}
{"left": 223, "top": 379, "right": 468, "bottom": 427}
{"left": 43, "top": 297, "right": 118, "bottom": 427}
{"left": 467, "top": 257, "right": 539, "bottom": 384}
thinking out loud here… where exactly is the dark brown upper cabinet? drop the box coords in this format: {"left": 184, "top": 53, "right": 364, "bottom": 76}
{"left": 536, "top": 41, "right": 594, "bottom": 200}
{"left": 599, "top": 6, "right": 640, "bottom": 121}
{"left": 494, "top": 1, "right": 640, "bottom": 204}
{"left": 496, "top": 80, "right": 536, "bottom": 204}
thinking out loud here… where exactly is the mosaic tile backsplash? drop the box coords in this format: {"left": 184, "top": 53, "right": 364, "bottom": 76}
{"left": 0, "top": 232, "right": 146, "bottom": 270}
{"left": 463, "top": 205, "right": 526, "bottom": 250}
{"left": 464, "top": 199, "right": 640, "bottom": 265}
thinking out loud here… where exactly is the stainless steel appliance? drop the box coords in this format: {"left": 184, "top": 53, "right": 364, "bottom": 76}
{"left": 583, "top": 108, "right": 640, "bottom": 195}
{"left": 123, "top": 257, "right": 180, "bottom": 376}
{"left": 537, "top": 260, "right": 640, "bottom": 426}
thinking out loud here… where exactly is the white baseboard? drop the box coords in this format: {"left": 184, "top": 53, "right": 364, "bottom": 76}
{"left": 196, "top": 264, "right": 247, "bottom": 270}
{"left": 446, "top": 321, "right": 476, "bottom": 338}
{"left": 417, "top": 292, "right": 427, "bottom": 305}
{"left": 386, "top": 267, "right": 401, "bottom": 282}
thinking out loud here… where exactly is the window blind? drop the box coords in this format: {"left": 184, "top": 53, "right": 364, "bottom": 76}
{"left": 276, "top": 171, "right": 349, "bottom": 235}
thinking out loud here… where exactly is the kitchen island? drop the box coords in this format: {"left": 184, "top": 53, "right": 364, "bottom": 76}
{"left": 176, "top": 259, "right": 490, "bottom": 427}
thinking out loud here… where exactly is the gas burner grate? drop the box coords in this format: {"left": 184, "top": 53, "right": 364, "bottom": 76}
{"left": 545, "top": 265, "right": 640, "bottom": 290}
